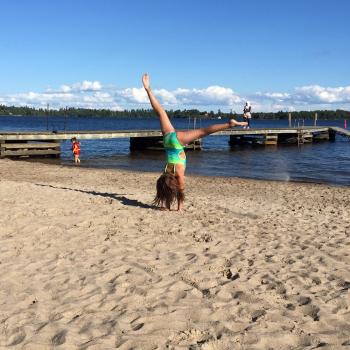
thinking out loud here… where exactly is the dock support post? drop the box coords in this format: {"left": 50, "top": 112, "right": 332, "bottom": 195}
{"left": 191, "top": 139, "right": 202, "bottom": 150}
{"left": 264, "top": 134, "right": 278, "bottom": 145}
{"left": 302, "top": 133, "right": 313, "bottom": 143}
{"left": 288, "top": 113, "right": 292, "bottom": 128}
{"left": 314, "top": 112, "right": 318, "bottom": 126}
{"left": 329, "top": 129, "right": 336, "bottom": 142}
{"left": 0, "top": 139, "right": 4, "bottom": 158}
{"left": 297, "top": 130, "right": 303, "bottom": 145}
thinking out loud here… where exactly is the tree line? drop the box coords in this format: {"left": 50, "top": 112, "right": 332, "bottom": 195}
{"left": 0, "top": 104, "right": 349, "bottom": 120}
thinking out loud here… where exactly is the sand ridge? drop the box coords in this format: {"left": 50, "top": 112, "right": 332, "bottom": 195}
{"left": 0, "top": 159, "right": 349, "bottom": 349}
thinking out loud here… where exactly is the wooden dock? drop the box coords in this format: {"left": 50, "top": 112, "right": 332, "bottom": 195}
{"left": 329, "top": 126, "right": 350, "bottom": 139}
{"left": 0, "top": 126, "right": 348, "bottom": 158}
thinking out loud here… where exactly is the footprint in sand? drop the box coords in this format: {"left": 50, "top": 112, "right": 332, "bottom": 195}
{"left": 286, "top": 303, "right": 296, "bottom": 310}
{"left": 6, "top": 328, "right": 26, "bottom": 346}
{"left": 302, "top": 304, "right": 320, "bottom": 321}
{"left": 131, "top": 323, "right": 144, "bottom": 331}
{"left": 297, "top": 296, "right": 311, "bottom": 306}
{"left": 251, "top": 309, "right": 266, "bottom": 322}
{"left": 168, "top": 328, "right": 214, "bottom": 347}
{"left": 233, "top": 291, "right": 244, "bottom": 299}
{"left": 51, "top": 330, "right": 67, "bottom": 346}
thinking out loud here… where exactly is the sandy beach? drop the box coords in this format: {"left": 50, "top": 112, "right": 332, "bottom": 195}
{"left": 0, "top": 158, "right": 349, "bottom": 349}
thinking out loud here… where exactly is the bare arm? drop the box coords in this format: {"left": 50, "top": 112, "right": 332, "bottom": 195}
{"left": 176, "top": 175, "right": 185, "bottom": 211}
{"left": 175, "top": 164, "right": 185, "bottom": 211}
{"left": 142, "top": 73, "right": 174, "bottom": 135}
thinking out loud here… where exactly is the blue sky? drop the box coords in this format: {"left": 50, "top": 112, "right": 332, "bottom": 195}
{"left": 0, "top": 0, "right": 349, "bottom": 112}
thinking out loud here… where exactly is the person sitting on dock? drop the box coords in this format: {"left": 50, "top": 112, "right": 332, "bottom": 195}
{"left": 243, "top": 101, "right": 252, "bottom": 129}
{"left": 71, "top": 137, "right": 81, "bottom": 165}
{"left": 142, "top": 73, "right": 247, "bottom": 211}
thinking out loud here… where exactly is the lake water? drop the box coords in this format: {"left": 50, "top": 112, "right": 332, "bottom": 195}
{"left": 0, "top": 115, "right": 349, "bottom": 186}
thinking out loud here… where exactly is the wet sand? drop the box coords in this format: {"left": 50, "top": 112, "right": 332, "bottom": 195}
{"left": 0, "top": 158, "right": 349, "bottom": 349}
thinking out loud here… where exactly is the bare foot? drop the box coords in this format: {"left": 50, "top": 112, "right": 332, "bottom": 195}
{"left": 229, "top": 119, "right": 248, "bottom": 127}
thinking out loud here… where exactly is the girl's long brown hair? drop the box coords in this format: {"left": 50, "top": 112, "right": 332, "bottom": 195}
{"left": 153, "top": 173, "right": 184, "bottom": 209}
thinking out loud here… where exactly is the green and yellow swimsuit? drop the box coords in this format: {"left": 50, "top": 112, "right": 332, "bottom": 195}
{"left": 163, "top": 132, "right": 186, "bottom": 172}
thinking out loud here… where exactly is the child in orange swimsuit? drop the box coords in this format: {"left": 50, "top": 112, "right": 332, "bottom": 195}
{"left": 71, "top": 137, "right": 81, "bottom": 165}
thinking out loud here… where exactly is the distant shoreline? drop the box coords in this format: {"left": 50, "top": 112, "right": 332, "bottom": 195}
{"left": 0, "top": 113, "right": 349, "bottom": 120}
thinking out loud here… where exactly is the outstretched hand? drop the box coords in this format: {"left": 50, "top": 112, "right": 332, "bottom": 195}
{"left": 142, "top": 73, "right": 150, "bottom": 90}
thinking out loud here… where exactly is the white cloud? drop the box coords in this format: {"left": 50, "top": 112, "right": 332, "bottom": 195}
{"left": 253, "top": 85, "right": 350, "bottom": 111}
{"left": 173, "top": 86, "right": 242, "bottom": 106}
{"left": 0, "top": 83, "right": 121, "bottom": 110}
{"left": 119, "top": 87, "right": 149, "bottom": 104}
{"left": 154, "top": 89, "right": 178, "bottom": 105}
{"left": 56, "top": 81, "right": 102, "bottom": 93}
{"left": 1, "top": 81, "right": 350, "bottom": 112}
{"left": 60, "top": 84, "right": 72, "bottom": 93}
{"left": 256, "top": 92, "right": 291, "bottom": 101}
{"left": 73, "top": 80, "right": 102, "bottom": 92}
{"left": 294, "top": 85, "right": 350, "bottom": 103}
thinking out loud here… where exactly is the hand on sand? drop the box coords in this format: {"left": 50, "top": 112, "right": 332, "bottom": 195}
{"left": 229, "top": 119, "right": 248, "bottom": 128}
{"left": 142, "top": 73, "right": 150, "bottom": 90}
{"left": 159, "top": 207, "right": 169, "bottom": 211}
{"left": 159, "top": 206, "right": 184, "bottom": 212}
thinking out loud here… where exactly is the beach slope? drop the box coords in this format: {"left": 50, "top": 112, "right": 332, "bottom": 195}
{"left": 0, "top": 159, "right": 349, "bottom": 349}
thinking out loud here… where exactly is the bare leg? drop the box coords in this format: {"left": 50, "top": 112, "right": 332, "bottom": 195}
{"left": 243, "top": 116, "right": 248, "bottom": 129}
{"left": 177, "top": 119, "right": 247, "bottom": 145}
{"left": 142, "top": 73, "right": 174, "bottom": 135}
{"left": 74, "top": 155, "right": 81, "bottom": 165}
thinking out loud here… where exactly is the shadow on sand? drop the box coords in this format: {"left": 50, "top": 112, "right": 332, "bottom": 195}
{"left": 35, "top": 183, "right": 155, "bottom": 209}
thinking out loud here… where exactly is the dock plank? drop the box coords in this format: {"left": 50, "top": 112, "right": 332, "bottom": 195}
{"left": 3, "top": 142, "right": 61, "bottom": 149}
{"left": 1, "top": 149, "right": 61, "bottom": 156}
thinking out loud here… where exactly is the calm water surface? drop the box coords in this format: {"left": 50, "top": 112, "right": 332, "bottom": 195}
{"left": 0, "top": 115, "right": 349, "bottom": 186}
